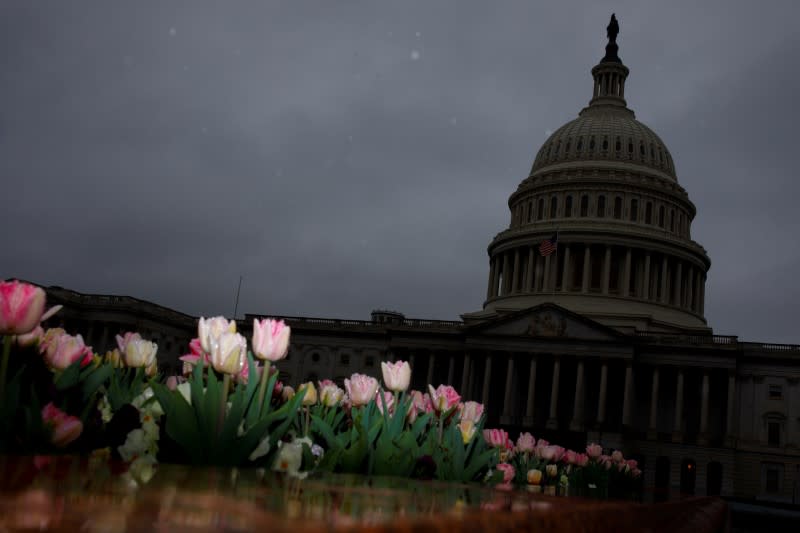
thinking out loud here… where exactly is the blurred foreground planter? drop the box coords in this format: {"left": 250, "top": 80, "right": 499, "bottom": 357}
{"left": 0, "top": 455, "right": 729, "bottom": 533}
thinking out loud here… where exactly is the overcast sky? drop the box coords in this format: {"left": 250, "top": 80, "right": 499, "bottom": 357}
{"left": 1, "top": 1, "right": 798, "bottom": 343}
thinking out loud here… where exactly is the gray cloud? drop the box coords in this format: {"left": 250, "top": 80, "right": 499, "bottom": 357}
{"left": 1, "top": 0, "right": 798, "bottom": 343}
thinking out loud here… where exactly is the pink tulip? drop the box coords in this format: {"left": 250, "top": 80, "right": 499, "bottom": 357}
{"left": 16, "top": 325, "right": 44, "bottom": 347}
{"left": 0, "top": 280, "right": 46, "bottom": 335}
{"left": 458, "top": 401, "right": 484, "bottom": 424}
{"left": 427, "top": 384, "right": 461, "bottom": 413}
{"left": 458, "top": 419, "right": 477, "bottom": 443}
{"left": 496, "top": 462, "right": 515, "bottom": 484}
{"left": 563, "top": 449, "right": 578, "bottom": 465}
{"left": 236, "top": 356, "right": 262, "bottom": 384}
{"left": 381, "top": 360, "right": 411, "bottom": 392}
{"left": 344, "top": 373, "right": 378, "bottom": 407}
{"left": 585, "top": 442, "right": 603, "bottom": 459}
{"left": 575, "top": 453, "right": 589, "bottom": 467}
{"left": 483, "top": 428, "right": 510, "bottom": 449}
{"left": 376, "top": 390, "right": 395, "bottom": 415}
{"left": 198, "top": 316, "right": 236, "bottom": 353}
{"left": 611, "top": 450, "right": 624, "bottom": 463}
{"left": 115, "top": 332, "right": 142, "bottom": 354}
{"left": 251, "top": 318, "right": 290, "bottom": 362}
{"left": 43, "top": 332, "right": 92, "bottom": 370}
{"left": 516, "top": 432, "right": 536, "bottom": 453}
{"left": 41, "top": 403, "right": 83, "bottom": 448}
{"left": 631, "top": 467, "right": 642, "bottom": 479}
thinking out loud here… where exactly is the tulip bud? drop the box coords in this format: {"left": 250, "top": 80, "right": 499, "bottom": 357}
{"left": 0, "top": 280, "right": 46, "bottom": 335}
{"left": 298, "top": 382, "right": 318, "bottom": 406}
{"left": 458, "top": 420, "right": 476, "bottom": 444}
{"left": 319, "top": 381, "right": 344, "bottom": 407}
{"left": 124, "top": 338, "right": 158, "bottom": 368}
{"left": 546, "top": 464, "right": 558, "bottom": 478}
{"left": 252, "top": 318, "right": 290, "bottom": 362}
{"left": 281, "top": 386, "right": 296, "bottom": 403}
{"left": 209, "top": 332, "right": 246, "bottom": 375}
{"left": 380, "top": 360, "right": 411, "bottom": 392}
{"left": 527, "top": 468, "right": 543, "bottom": 485}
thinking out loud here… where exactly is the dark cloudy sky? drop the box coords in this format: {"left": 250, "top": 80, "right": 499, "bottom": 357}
{"left": 1, "top": 1, "right": 798, "bottom": 343}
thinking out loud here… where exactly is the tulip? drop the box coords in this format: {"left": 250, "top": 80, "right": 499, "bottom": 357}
{"left": 496, "top": 463, "right": 515, "bottom": 484}
{"left": 483, "top": 428, "right": 510, "bottom": 449}
{"left": 344, "top": 373, "right": 378, "bottom": 407}
{"left": 458, "top": 419, "right": 476, "bottom": 444}
{"left": 41, "top": 403, "right": 83, "bottom": 448}
{"left": 458, "top": 401, "right": 484, "bottom": 424}
{"left": 124, "top": 338, "right": 158, "bottom": 368}
{"left": 0, "top": 280, "right": 46, "bottom": 335}
{"left": 611, "top": 450, "right": 624, "bottom": 463}
{"left": 319, "top": 381, "right": 344, "bottom": 407}
{"left": 43, "top": 332, "right": 92, "bottom": 370}
{"left": 427, "top": 384, "right": 461, "bottom": 413}
{"left": 282, "top": 385, "right": 296, "bottom": 402}
{"left": 298, "top": 382, "right": 318, "bottom": 406}
{"left": 105, "top": 348, "right": 124, "bottom": 368}
{"left": 563, "top": 449, "right": 578, "bottom": 465}
{"left": 516, "top": 432, "right": 536, "bottom": 453}
{"left": 16, "top": 325, "right": 43, "bottom": 347}
{"left": 145, "top": 359, "right": 158, "bottom": 377}
{"left": 575, "top": 453, "right": 589, "bottom": 467}
{"left": 545, "top": 464, "right": 558, "bottom": 478}
{"left": 585, "top": 442, "right": 603, "bottom": 459}
{"left": 527, "top": 468, "right": 543, "bottom": 485}
{"left": 198, "top": 316, "right": 237, "bottom": 354}
{"left": 252, "top": 318, "right": 290, "bottom": 361}
{"left": 116, "top": 332, "right": 142, "bottom": 354}
{"left": 376, "top": 390, "right": 395, "bottom": 415}
{"left": 208, "top": 332, "right": 246, "bottom": 375}
{"left": 626, "top": 458, "right": 638, "bottom": 470}
{"left": 380, "top": 360, "right": 411, "bottom": 392}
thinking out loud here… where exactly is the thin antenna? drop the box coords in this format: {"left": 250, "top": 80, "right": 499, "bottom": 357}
{"left": 233, "top": 276, "right": 243, "bottom": 319}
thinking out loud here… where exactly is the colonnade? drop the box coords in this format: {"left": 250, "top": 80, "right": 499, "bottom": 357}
{"left": 409, "top": 349, "right": 736, "bottom": 446}
{"left": 487, "top": 243, "right": 706, "bottom": 315}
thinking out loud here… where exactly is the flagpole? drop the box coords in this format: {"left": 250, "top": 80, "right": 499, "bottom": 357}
{"left": 233, "top": 275, "right": 243, "bottom": 320}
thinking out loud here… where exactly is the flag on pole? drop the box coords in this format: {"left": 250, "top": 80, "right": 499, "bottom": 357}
{"left": 539, "top": 233, "right": 558, "bottom": 257}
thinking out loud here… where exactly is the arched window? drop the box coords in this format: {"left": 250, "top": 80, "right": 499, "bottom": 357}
{"left": 615, "top": 136, "right": 621, "bottom": 153}
{"left": 707, "top": 462, "right": 723, "bottom": 496}
{"left": 602, "top": 136, "right": 608, "bottom": 151}
{"left": 576, "top": 138, "right": 583, "bottom": 153}
{"left": 565, "top": 139, "right": 571, "bottom": 154}
{"left": 597, "top": 195, "right": 606, "bottom": 217}
{"left": 680, "top": 458, "right": 697, "bottom": 495}
{"left": 630, "top": 199, "right": 639, "bottom": 222}
{"left": 670, "top": 209, "right": 675, "bottom": 232}
{"left": 564, "top": 195, "right": 573, "bottom": 217}
{"left": 537, "top": 198, "right": 544, "bottom": 220}
{"left": 613, "top": 196, "right": 623, "bottom": 219}
{"left": 658, "top": 205, "right": 665, "bottom": 228}
{"left": 645, "top": 202, "right": 653, "bottom": 224}
{"left": 527, "top": 200, "right": 533, "bottom": 223}
{"left": 550, "top": 196, "right": 558, "bottom": 218}
{"left": 580, "top": 195, "right": 589, "bottom": 217}
{"left": 589, "top": 136, "right": 595, "bottom": 152}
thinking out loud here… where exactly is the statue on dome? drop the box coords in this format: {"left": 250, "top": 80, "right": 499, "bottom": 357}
{"left": 602, "top": 14, "right": 621, "bottom": 63}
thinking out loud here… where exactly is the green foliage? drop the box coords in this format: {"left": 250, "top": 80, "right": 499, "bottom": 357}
{"left": 150, "top": 352, "right": 306, "bottom": 467}
{"left": 104, "top": 366, "right": 147, "bottom": 412}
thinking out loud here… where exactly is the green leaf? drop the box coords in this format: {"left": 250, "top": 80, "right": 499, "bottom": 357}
{"left": 81, "top": 364, "right": 112, "bottom": 402}
{"left": 55, "top": 361, "right": 81, "bottom": 390}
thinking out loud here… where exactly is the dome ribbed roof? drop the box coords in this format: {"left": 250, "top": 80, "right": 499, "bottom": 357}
{"left": 531, "top": 105, "right": 677, "bottom": 181}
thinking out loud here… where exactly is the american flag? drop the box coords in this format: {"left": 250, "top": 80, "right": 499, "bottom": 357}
{"left": 539, "top": 233, "right": 558, "bottom": 257}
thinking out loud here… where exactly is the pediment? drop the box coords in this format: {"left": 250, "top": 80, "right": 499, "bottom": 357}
{"left": 469, "top": 304, "right": 623, "bottom": 341}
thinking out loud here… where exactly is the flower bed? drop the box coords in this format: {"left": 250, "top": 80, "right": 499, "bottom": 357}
{"left": 1, "top": 280, "right": 641, "bottom": 494}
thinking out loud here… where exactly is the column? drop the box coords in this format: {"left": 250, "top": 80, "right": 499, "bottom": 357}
{"left": 525, "top": 248, "right": 535, "bottom": 292}
{"left": 534, "top": 254, "right": 543, "bottom": 293}
{"left": 686, "top": 265, "right": 694, "bottom": 311}
{"left": 660, "top": 257, "right": 668, "bottom": 304}
{"left": 460, "top": 353, "right": 471, "bottom": 398}
{"left": 597, "top": 362, "right": 608, "bottom": 426}
{"left": 523, "top": 357, "right": 537, "bottom": 426}
{"left": 561, "top": 245, "right": 571, "bottom": 292}
{"left": 724, "top": 371, "right": 737, "bottom": 447}
{"left": 698, "top": 371, "right": 710, "bottom": 445}
{"left": 622, "top": 363, "right": 634, "bottom": 426}
{"left": 501, "top": 356, "right": 515, "bottom": 425}
{"left": 622, "top": 248, "right": 632, "bottom": 297}
{"left": 672, "top": 370, "right": 684, "bottom": 443}
{"left": 501, "top": 253, "right": 511, "bottom": 295}
{"left": 642, "top": 253, "right": 651, "bottom": 300}
{"left": 481, "top": 354, "right": 492, "bottom": 408}
{"left": 486, "top": 259, "right": 496, "bottom": 299}
{"left": 673, "top": 261, "right": 683, "bottom": 307}
{"left": 511, "top": 250, "right": 520, "bottom": 293}
{"left": 695, "top": 271, "right": 703, "bottom": 312}
{"left": 447, "top": 354, "right": 455, "bottom": 386}
{"left": 570, "top": 359, "right": 585, "bottom": 431}
{"left": 647, "top": 367, "right": 660, "bottom": 439}
{"left": 543, "top": 255, "right": 551, "bottom": 293}
{"left": 602, "top": 246, "right": 612, "bottom": 294}
{"left": 426, "top": 352, "right": 436, "bottom": 387}
{"left": 581, "top": 247, "right": 591, "bottom": 293}
{"left": 546, "top": 357, "right": 560, "bottom": 429}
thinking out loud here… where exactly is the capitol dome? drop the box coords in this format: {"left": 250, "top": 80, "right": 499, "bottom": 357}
{"left": 465, "top": 15, "right": 711, "bottom": 334}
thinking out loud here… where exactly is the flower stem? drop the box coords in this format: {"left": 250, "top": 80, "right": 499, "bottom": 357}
{"left": 0, "top": 335, "right": 12, "bottom": 401}
{"left": 218, "top": 373, "right": 231, "bottom": 437}
{"left": 256, "top": 360, "right": 271, "bottom": 416}
{"left": 304, "top": 407, "right": 310, "bottom": 438}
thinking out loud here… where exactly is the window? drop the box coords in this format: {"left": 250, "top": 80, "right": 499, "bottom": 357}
{"left": 659, "top": 205, "right": 665, "bottom": 227}
{"left": 564, "top": 195, "right": 573, "bottom": 217}
{"left": 365, "top": 356, "right": 375, "bottom": 367}
{"left": 768, "top": 422, "right": 781, "bottom": 447}
{"left": 645, "top": 202, "right": 653, "bottom": 224}
{"left": 527, "top": 201, "right": 533, "bottom": 222}
{"left": 630, "top": 199, "right": 638, "bottom": 222}
{"left": 580, "top": 195, "right": 589, "bottom": 217}
{"left": 766, "top": 468, "right": 780, "bottom": 492}
{"left": 670, "top": 209, "right": 675, "bottom": 232}
{"left": 550, "top": 196, "right": 558, "bottom": 218}
{"left": 615, "top": 136, "right": 621, "bottom": 152}
{"left": 589, "top": 136, "right": 595, "bottom": 152}
{"left": 576, "top": 138, "right": 583, "bottom": 153}
{"left": 597, "top": 195, "right": 606, "bottom": 217}
{"left": 311, "top": 352, "right": 320, "bottom": 363}
{"left": 537, "top": 198, "right": 544, "bottom": 220}
{"left": 340, "top": 353, "right": 350, "bottom": 365}
{"left": 769, "top": 385, "right": 783, "bottom": 400}
{"left": 762, "top": 463, "right": 784, "bottom": 493}
{"left": 602, "top": 136, "right": 608, "bottom": 151}
{"left": 613, "top": 196, "right": 622, "bottom": 219}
